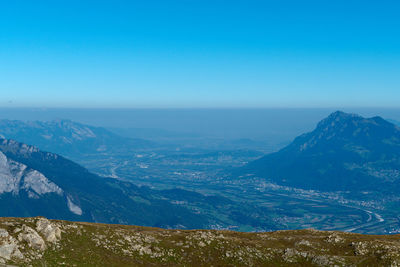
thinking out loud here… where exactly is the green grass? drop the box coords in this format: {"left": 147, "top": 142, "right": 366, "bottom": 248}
{"left": 2, "top": 217, "right": 400, "bottom": 266}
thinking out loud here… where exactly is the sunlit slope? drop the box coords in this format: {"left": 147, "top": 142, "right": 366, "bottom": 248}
{"left": 1, "top": 217, "right": 400, "bottom": 266}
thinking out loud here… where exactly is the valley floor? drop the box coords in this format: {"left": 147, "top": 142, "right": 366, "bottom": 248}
{"left": 78, "top": 148, "right": 400, "bottom": 234}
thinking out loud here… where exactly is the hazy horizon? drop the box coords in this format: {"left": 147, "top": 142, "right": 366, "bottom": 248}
{"left": 0, "top": 107, "right": 400, "bottom": 143}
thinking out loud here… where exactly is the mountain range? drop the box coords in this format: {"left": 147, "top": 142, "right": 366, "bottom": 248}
{"left": 239, "top": 111, "right": 400, "bottom": 193}
{"left": 0, "top": 138, "right": 212, "bottom": 227}
{"left": 0, "top": 137, "right": 278, "bottom": 231}
{"left": 1, "top": 111, "right": 400, "bottom": 233}
{"left": 0, "top": 119, "right": 154, "bottom": 160}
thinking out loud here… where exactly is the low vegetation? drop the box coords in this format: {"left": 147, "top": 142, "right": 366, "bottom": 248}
{"left": 1, "top": 217, "right": 400, "bottom": 266}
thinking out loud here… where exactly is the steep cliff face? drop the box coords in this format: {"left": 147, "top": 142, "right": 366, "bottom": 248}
{"left": 1, "top": 217, "right": 400, "bottom": 266}
{"left": 0, "top": 138, "right": 88, "bottom": 219}
{"left": 0, "top": 151, "right": 63, "bottom": 198}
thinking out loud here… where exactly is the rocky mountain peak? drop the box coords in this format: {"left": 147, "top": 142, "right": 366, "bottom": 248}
{"left": 316, "top": 111, "right": 361, "bottom": 131}
{"left": 294, "top": 111, "right": 400, "bottom": 151}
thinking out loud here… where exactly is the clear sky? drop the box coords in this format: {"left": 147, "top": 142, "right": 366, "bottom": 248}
{"left": 0, "top": 0, "right": 399, "bottom": 108}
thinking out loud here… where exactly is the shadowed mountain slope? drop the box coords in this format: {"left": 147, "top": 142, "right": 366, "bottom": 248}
{"left": 0, "top": 138, "right": 280, "bottom": 231}
{"left": 240, "top": 111, "right": 400, "bottom": 192}
{"left": 0, "top": 138, "right": 213, "bottom": 228}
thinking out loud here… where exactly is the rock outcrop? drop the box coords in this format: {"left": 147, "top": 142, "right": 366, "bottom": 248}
{"left": 36, "top": 217, "right": 61, "bottom": 243}
{"left": 0, "top": 151, "right": 63, "bottom": 197}
{"left": 0, "top": 217, "right": 61, "bottom": 265}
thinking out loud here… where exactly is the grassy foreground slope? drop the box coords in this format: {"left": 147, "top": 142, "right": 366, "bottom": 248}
{"left": 1, "top": 217, "right": 400, "bottom": 266}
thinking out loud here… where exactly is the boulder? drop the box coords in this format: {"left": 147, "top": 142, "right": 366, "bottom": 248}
{"left": 36, "top": 218, "right": 61, "bottom": 243}
{"left": 18, "top": 225, "right": 46, "bottom": 251}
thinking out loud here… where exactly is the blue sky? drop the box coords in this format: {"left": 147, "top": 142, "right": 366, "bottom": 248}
{"left": 0, "top": 0, "right": 399, "bottom": 108}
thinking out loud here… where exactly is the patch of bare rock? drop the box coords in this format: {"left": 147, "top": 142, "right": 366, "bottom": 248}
{"left": 0, "top": 217, "right": 61, "bottom": 265}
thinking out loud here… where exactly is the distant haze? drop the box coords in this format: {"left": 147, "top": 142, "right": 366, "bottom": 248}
{"left": 1, "top": 108, "right": 400, "bottom": 144}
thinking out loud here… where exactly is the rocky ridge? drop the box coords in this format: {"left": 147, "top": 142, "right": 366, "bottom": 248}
{"left": 1, "top": 217, "right": 400, "bottom": 266}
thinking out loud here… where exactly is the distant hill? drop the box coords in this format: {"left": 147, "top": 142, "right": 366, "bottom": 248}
{"left": 0, "top": 119, "right": 154, "bottom": 159}
{"left": 1, "top": 217, "right": 400, "bottom": 266}
{"left": 239, "top": 111, "right": 400, "bottom": 192}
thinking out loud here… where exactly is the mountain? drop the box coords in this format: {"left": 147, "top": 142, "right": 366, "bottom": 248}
{"left": 388, "top": 119, "right": 400, "bottom": 126}
{"left": 0, "top": 119, "right": 154, "bottom": 159}
{"left": 0, "top": 138, "right": 214, "bottom": 228}
{"left": 239, "top": 111, "right": 400, "bottom": 192}
{"left": 0, "top": 138, "right": 278, "bottom": 231}
{"left": 1, "top": 217, "right": 400, "bottom": 266}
